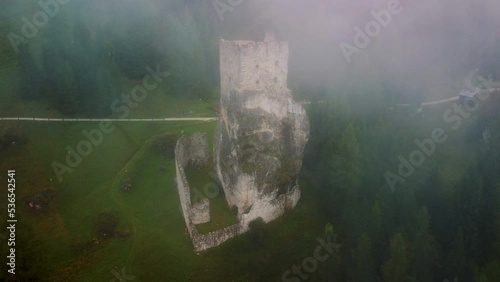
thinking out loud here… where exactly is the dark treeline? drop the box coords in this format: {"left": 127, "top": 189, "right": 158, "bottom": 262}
{"left": 10, "top": 0, "right": 500, "bottom": 116}
{"left": 302, "top": 81, "right": 500, "bottom": 281}
{"left": 12, "top": 0, "right": 220, "bottom": 116}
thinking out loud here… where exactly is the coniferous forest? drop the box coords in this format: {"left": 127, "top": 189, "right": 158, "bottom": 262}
{"left": 0, "top": 0, "right": 500, "bottom": 281}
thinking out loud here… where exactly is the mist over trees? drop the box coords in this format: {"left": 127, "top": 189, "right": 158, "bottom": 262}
{"left": 303, "top": 79, "right": 500, "bottom": 280}
{"left": 11, "top": 0, "right": 219, "bottom": 116}
{"left": 2, "top": 0, "right": 500, "bottom": 281}
{"left": 8, "top": 0, "right": 500, "bottom": 115}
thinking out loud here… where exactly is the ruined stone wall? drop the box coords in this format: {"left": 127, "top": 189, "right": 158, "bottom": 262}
{"left": 190, "top": 223, "right": 242, "bottom": 252}
{"left": 174, "top": 135, "right": 242, "bottom": 252}
{"left": 220, "top": 33, "right": 289, "bottom": 99}
{"left": 174, "top": 143, "right": 194, "bottom": 232}
{"left": 243, "top": 95, "right": 306, "bottom": 120}
{"left": 220, "top": 43, "right": 242, "bottom": 100}
{"left": 191, "top": 198, "right": 210, "bottom": 225}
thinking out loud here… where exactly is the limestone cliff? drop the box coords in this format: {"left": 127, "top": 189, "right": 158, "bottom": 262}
{"left": 215, "top": 33, "right": 310, "bottom": 228}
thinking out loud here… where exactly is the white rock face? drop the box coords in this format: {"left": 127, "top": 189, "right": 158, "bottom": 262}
{"left": 215, "top": 34, "right": 310, "bottom": 228}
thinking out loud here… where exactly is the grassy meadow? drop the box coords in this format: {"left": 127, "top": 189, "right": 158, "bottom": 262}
{"left": 0, "top": 71, "right": 327, "bottom": 281}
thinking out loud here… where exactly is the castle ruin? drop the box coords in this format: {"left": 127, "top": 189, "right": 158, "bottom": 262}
{"left": 216, "top": 32, "right": 310, "bottom": 227}
{"left": 175, "top": 33, "right": 310, "bottom": 252}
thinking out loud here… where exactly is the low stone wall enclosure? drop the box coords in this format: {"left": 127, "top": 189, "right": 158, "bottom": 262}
{"left": 175, "top": 132, "right": 302, "bottom": 252}
{"left": 174, "top": 133, "right": 243, "bottom": 252}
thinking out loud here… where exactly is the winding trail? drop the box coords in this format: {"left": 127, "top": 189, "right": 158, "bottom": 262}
{"left": 396, "top": 96, "right": 459, "bottom": 107}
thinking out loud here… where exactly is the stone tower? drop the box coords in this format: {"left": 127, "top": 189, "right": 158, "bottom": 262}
{"left": 219, "top": 32, "right": 289, "bottom": 99}
{"left": 215, "top": 33, "right": 310, "bottom": 229}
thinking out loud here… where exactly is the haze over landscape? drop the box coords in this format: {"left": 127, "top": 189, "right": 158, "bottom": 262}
{"left": 0, "top": 0, "right": 499, "bottom": 281}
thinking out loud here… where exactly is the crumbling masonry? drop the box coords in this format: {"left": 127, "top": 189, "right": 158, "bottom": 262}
{"left": 175, "top": 33, "right": 310, "bottom": 252}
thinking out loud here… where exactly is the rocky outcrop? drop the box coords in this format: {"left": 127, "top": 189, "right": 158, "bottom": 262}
{"left": 215, "top": 33, "right": 310, "bottom": 229}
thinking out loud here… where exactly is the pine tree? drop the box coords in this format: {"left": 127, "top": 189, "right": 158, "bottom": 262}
{"left": 382, "top": 233, "right": 417, "bottom": 282}
{"left": 161, "top": 3, "right": 208, "bottom": 98}
{"left": 409, "top": 207, "right": 439, "bottom": 282}
{"left": 57, "top": 61, "right": 79, "bottom": 115}
{"left": 18, "top": 44, "right": 42, "bottom": 99}
{"left": 352, "top": 233, "right": 377, "bottom": 282}
{"left": 446, "top": 227, "right": 474, "bottom": 281}
{"left": 473, "top": 214, "right": 500, "bottom": 282}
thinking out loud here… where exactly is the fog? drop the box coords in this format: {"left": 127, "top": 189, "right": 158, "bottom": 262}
{"left": 2, "top": 0, "right": 500, "bottom": 108}
{"left": 234, "top": 0, "right": 500, "bottom": 101}
{"left": 2, "top": 1, "right": 500, "bottom": 281}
